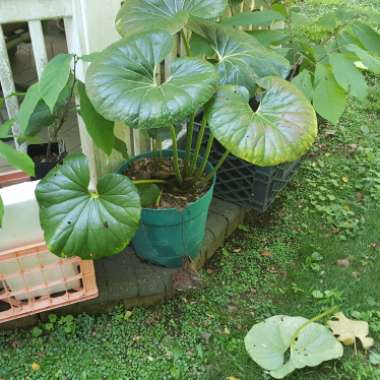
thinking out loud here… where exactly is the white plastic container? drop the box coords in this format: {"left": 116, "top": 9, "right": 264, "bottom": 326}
{"left": 0, "top": 181, "right": 43, "bottom": 250}
{"left": 0, "top": 181, "right": 79, "bottom": 300}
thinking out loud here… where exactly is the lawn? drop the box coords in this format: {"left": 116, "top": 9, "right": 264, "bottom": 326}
{"left": 1, "top": 1, "right": 380, "bottom": 379}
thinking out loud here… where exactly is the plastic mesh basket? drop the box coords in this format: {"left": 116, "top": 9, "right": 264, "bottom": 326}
{"left": 195, "top": 125, "right": 303, "bottom": 212}
{"left": 0, "top": 242, "right": 98, "bottom": 324}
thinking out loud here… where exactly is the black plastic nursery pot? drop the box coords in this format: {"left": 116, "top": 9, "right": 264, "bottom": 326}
{"left": 118, "top": 150, "right": 216, "bottom": 268}
{"left": 197, "top": 125, "right": 303, "bottom": 212}
{"left": 27, "top": 143, "right": 66, "bottom": 180}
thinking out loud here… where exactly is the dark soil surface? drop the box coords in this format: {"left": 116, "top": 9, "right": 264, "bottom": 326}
{"left": 125, "top": 157, "right": 212, "bottom": 209}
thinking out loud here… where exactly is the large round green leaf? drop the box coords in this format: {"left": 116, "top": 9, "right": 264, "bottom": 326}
{"left": 116, "top": 0, "right": 228, "bottom": 37}
{"left": 208, "top": 77, "right": 318, "bottom": 166}
{"left": 86, "top": 31, "right": 219, "bottom": 129}
{"left": 35, "top": 154, "right": 141, "bottom": 260}
{"left": 245, "top": 315, "right": 343, "bottom": 379}
{"left": 188, "top": 19, "right": 290, "bottom": 95}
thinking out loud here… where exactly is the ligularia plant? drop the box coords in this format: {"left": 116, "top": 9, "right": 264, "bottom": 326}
{"left": 15, "top": 0, "right": 318, "bottom": 260}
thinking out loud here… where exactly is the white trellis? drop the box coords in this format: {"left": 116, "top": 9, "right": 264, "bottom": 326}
{"left": 0, "top": 0, "right": 169, "bottom": 184}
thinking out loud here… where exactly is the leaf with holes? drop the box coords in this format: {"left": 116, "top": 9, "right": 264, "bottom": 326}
{"left": 208, "top": 77, "right": 317, "bottom": 167}
{"left": 188, "top": 20, "right": 290, "bottom": 95}
{"left": 35, "top": 154, "right": 141, "bottom": 259}
{"left": 245, "top": 315, "right": 343, "bottom": 379}
{"left": 116, "top": 0, "right": 227, "bottom": 37}
{"left": 86, "top": 31, "right": 218, "bottom": 129}
{"left": 0, "top": 141, "right": 35, "bottom": 176}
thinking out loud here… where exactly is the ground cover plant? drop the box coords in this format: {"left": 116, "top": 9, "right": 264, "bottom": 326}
{"left": 1, "top": 0, "right": 380, "bottom": 378}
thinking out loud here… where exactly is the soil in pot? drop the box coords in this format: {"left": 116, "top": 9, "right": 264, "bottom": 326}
{"left": 27, "top": 143, "right": 66, "bottom": 180}
{"left": 125, "top": 155, "right": 212, "bottom": 209}
{"left": 118, "top": 150, "right": 215, "bottom": 268}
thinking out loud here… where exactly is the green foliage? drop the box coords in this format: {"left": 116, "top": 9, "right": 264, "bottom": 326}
{"left": 86, "top": 31, "right": 219, "bottom": 129}
{"left": 0, "top": 140, "right": 35, "bottom": 176}
{"left": 0, "top": 119, "right": 13, "bottom": 139}
{"left": 188, "top": 20, "right": 290, "bottom": 94}
{"left": 39, "top": 53, "right": 73, "bottom": 113}
{"left": 328, "top": 53, "right": 368, "bottom": 100}
{"left": 115, "top": 0, "right": 228, "bottom": 36}
{"left": 76, "top": 80, "right": 115, "bottom": 155}
{"left": 135, "top": 183, "right": 161, "bottom": 208}
{"left": 313, "top": 63, "right": 347, "bottom": 125}
{"left": 236, "top": 2, "right": 380, "bottom": 124}
{"left": 17, "top": 78, "right": 73, "bottom": 138}
{"left": 35, "top": 154, "right": 141, "bottom": 259}
{"left": 208, "top": 78, "right": 317, "bottom": 166}
{"left": 291, "top": 69, "right": 313, "bottom": 100}
{"left": 222, "top": 10, "right": 285, "bottom": 27}
{"left": 1, "top": 7, "right": 379, "bottom": 380}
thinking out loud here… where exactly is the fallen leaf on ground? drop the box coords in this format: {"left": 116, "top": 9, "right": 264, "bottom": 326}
{"left": 346, "top": 143, "right": 358, "bottom": 153}
{"left": 222, "top": 327, "right": 231, "bottom": 336}
{"left": 227, "top": 377, "right": 241, "bottom": 380}
{"left": 31, "top": 363, "right": 40, "bottom": 371}
{"left": 341, "top": 176, "right": 349, "bottom": 183}
{"left": 328, "top": 312, "right": 374, "bottom": 350}
{"left": 201, "top": 332, "right": 212, "bottom": 344}
{"left": 336, "top": 258, "right": 350, "bottom": 268}
{"left": 260, "top": 250, "right": 273, "bottom": 257}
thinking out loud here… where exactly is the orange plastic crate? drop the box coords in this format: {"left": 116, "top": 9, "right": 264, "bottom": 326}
{"left": 0, "top": 242, "right": 98, "bottom": 324}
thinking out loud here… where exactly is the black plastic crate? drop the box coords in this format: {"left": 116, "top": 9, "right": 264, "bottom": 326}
{"left": 194, "top": 125, "right": 303, "bottom": 212}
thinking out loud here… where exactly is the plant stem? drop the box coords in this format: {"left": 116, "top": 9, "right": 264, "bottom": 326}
{"left": 190, "top": 112, "right": 207, "bottom": 175}
{"left": 184, "top": 114, "right": 195, "bottom": 176}
{"left": 284, "top": 0, "right": 297, "bottom": 64}
{"left": 195, "top": 134, "right": 214, "bottom": 180}
{"left": 204, "top": 149, "right": 229, "bottom": 182}
{"left": 289, "top": 306, "right": 339, "bottom": 348}
{"left": 180, "top": 29, "right": 191, "bottom": 56}
{"left": 132, "top": 179, "right": 166, "bottom": 185}
{"left": 170, "top": 125, "right": 183, "bottom": 184}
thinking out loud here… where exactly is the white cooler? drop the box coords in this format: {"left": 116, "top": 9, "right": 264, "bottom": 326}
{"left": 0, "top": 181, "right": 80, "bottom": 300}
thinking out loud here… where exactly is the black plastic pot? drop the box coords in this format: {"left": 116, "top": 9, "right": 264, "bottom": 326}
{"left": 27, "top": 143, "right": 66, "bottom": 180}
{"left": 196, "top": 125, "right": 303, "bottom": 212}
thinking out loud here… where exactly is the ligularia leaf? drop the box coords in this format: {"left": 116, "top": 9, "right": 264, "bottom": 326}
{"left": 327, "top": 312, "right": 374, "bottom": 350}
{"left": 245, "top": 315, "right": 343, "bottom": 379}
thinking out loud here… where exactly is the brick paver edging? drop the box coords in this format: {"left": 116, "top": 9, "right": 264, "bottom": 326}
{"left": 3, "top": 198, "right": 245, "bottom": 329}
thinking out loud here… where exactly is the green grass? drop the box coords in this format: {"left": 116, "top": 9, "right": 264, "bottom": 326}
{"left": 1, "top": 2, "right": 380, "bottom": 379}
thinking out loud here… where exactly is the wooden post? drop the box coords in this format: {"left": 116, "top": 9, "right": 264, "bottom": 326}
{"left": 28, "top": 20, "right": 48, "bottom": 78}
{"left": 0, "top": 25, "right": 22, "bottom": 150}
{"left": 67, "top": 0, "right": 126, "bottom": 190}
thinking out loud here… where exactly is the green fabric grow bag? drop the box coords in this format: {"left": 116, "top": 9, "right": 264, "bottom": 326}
{"left": 117, "top": 150, "right": 215, "bottom": 268}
